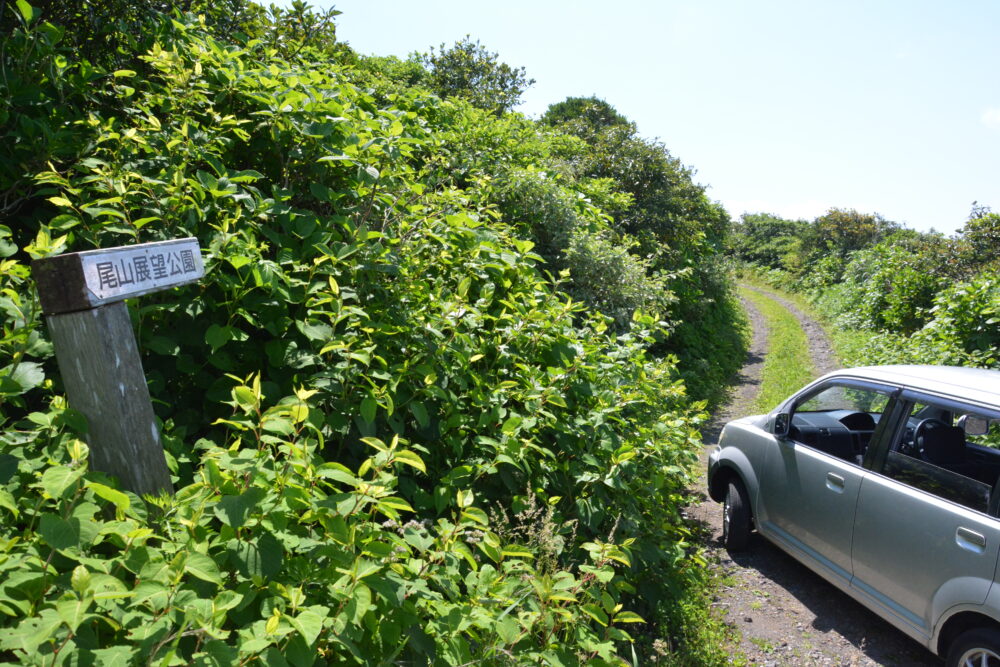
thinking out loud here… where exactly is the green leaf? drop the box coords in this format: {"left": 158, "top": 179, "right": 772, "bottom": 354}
{"left": 38, "top": 515, "right": 81, "bottom": 550}
{"left": 81, "top": 206, "right": 126, "bottom": 220}
{"left": 295, "top": 319, "right": 332, "bottom": 342}
{"left": 15, "top": 0, "right": 34, "bottom": 23}
{"left": 261, "top": 415, "right": 294, "bottom": 435}
{"left": 214, "top": 487, "right": 266, "bottom": 529}
{"left": 495, "top": 616, "right": 520, "bottom": 643}
{"left": 0, "top": 454, "right": 16, "bottom": 484}
{"left": 346, "top": 583, "right": 371, "bottom": 624}
{"left": 146, "top": 336, "right": 179, "bottom": 355}
{"left": 1, "top": 608, "right": 62, "bottom": 654}
{"left": 360, "top": 396, "right": 377, "bottom": 423}
{"left": 2, "top": 361, "right": 44, "bottom": 394}
{"left": 377, "top": 496, "right": 414, "bottom": 514}
{"left": 55, "top": 408, "right": 88, "bottom": 434}
{"left": 227, "top": 255, "right": 252, "bottom": 269}
{"left": 184, "top": 552, "right": 222, "bottom": 585}
{"left": 500, "top": 545, "right": 534, "bottom": 559}
{"left": 581, "top": 603, "right": 608, "bottom": 627}
{"left": 40, "top": 465, "right": 84, "bottom": 499}
{"left": 229, "top": 531, "right": 283, "bottom": 579}
{"left": 501, "top": 415, "right": 522, "bottom": 435}
{"left": 460, "top": 507, "right": 488, "bottom": 526}
{"left": 316, "top": 463, "right": 358, "bottom": 487}
{"left": 112, "top": 69, "right": 136, "bottom": 78}
{"left": 456, "top": 488, "right": 474, "bottom": 508}
{"left": 288, "top": 609, "right": 326, "bottom": 646}
{"left": 409, "top": 401, "right": 429, "bottom": 428}
{"left": 132, "top": 216, "right": 159, "bottom": 229}
{"left": 613, "top": 610, "right": 646, "bottom": 624}
{"left": 88, "top": 646, "right": 135, "bottom": 667}
{"left": 359, "top": 436, "right": 386, "bottom": 452}
{"left": 205, "top": 324, "right": 232, "bottom": 352}
{"left": 392, "top": 450, "right": 425, "bottom": 474}
{"left": 86, "top": 481, "right": 130, "bottom": 516}
{"left": 233, "top": 385, "right": 257, "bottom": 409}
{"left": 0, "top": 488, "right": 18, "bottom": 518}
{"left": 56, "top": 597, "right": 93, "bottom": 632}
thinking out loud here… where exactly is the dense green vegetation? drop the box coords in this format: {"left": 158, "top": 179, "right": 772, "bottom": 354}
{"left": 0, "top": 1, "right": 745, "bottom": 664}
{"left": 730, "top": 205, "right": 1000, "bottom": 370}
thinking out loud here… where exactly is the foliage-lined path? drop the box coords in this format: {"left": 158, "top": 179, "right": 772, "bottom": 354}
{"left": 688, "top": 287, "right": 938, "bottom": 666}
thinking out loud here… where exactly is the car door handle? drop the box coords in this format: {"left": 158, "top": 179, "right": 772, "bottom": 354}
{"left": 956, "top": 527, "right": 987, "bottom": 553}
{"left": 826, "top": 472, "right": 845, "bottom": 493}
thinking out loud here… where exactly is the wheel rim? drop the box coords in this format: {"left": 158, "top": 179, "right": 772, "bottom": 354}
{"left": 958, "top": 647, "right": 1000, "bottom": 667}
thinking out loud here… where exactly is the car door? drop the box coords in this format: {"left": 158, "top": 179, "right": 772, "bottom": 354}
{"left": 758, "top": 441, "right": 864, "bottom": 583}
{"left": 756, "top": 381, "right": 896, "bottom": 586}
{"left": 851, "top": 391, "right": 1000, "bottom": 640}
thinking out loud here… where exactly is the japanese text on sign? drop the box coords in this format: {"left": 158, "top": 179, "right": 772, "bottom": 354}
{"left": 79, "top": 238, "right": 204, "bottom": 304}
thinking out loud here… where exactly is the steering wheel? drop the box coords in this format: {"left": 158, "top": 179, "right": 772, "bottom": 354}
{"left": 911, "top": 417, "right": 950, "bottom": 459}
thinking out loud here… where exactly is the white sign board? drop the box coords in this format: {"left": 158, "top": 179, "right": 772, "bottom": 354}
{"left": 78, "top": 237, "right": 204, "bottom": 306}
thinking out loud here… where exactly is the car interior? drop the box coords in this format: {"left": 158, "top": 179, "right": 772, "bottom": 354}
{"left": 888, "top": 406, "right": 1000, "bottom": 515}
{"left": 788, "top": 384, "right": 886, "bottom": 465}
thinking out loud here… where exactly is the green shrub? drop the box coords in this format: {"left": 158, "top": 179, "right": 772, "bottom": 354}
{"left": 0, "top": 8, "right": 728, "bottom": 664}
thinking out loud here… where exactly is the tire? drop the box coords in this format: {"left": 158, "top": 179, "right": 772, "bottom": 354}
{"left": 722, "top": 480, "right": 752, "bottom": 551}
{"left": 946, "top": 628, "right": 1000, "bottom": 667}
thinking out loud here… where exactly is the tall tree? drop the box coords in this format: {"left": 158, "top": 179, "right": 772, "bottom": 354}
{"left": 422, "top": 37, "right": 534, "bottom": 115}
{"left": 728, "top": 212, "right": 807, "bottom": 269}
{"left": 961, "top": 203, "right": 1000, "bottom": 268}
{"left": 541, "top": 96, "right": 631, "bottom": 136}
{"left": 804, "top": 208, "right": 898, "bottom": 261}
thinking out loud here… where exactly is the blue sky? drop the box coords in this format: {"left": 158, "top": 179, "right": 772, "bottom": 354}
{"left": 300, "top": 1, "right": 999, "bottom": 234}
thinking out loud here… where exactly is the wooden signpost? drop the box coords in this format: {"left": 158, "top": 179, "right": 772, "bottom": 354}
{"left": 32, "top": 238, "right": 205, "bottom": 496}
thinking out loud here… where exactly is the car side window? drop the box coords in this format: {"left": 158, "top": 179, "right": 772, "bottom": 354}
{"left": 789, "top": 384, "right": 892, "bottom": 465}
{"left": 880, "top": 398, "right": 1000, "bottom": 516}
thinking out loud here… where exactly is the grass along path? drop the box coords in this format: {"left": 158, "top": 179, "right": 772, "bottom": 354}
{"left": 740, "top": 286, "right": 814, "bottom": 415}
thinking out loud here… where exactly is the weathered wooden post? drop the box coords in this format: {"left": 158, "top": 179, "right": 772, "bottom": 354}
{"left": 32, "top": 238, "right": 204, "bottom": 496}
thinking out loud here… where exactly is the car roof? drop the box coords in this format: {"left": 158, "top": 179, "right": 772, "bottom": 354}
{"left": 822, "top": 365, "right": 1000, "bottom": 409}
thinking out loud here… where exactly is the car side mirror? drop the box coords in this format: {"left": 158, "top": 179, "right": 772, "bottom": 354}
{"left": 958, "top": 414, "right": 990, "bottom": 436}
{"left": 774, "top": 413, "right": 791, "bottom": 437}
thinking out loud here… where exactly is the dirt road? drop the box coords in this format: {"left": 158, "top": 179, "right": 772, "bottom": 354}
{"left": 686, "top": 289, "right": 940, "bottom": 666}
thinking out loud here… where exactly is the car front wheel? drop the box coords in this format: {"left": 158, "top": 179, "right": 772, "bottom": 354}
{"left": 722, "top": 480, "right": 751, "bottom": 551}
{"left": 946, "top": 628, "right": 1000, "bottom": 667}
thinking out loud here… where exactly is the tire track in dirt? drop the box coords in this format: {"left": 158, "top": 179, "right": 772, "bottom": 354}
{"left": 686, "top": 287, "right": 939, "bottom": 666}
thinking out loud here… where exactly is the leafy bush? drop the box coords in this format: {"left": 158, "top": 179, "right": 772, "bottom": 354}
{"left": 488, "top": 168, "right": 670, "bottom": 328}
{"left": 0, "top": 388, "right": 655, "bottom": 664}
{"left": 850, "top": 275, "right": 1000, "bottom": 368}
{"left": 835, "top": 234, "right": 952, "bottom": 333}
{"left": 727, "top": 212, "right": 806, "bottom": 270}
{"left": 541, "top": 98, "right": 745, "bottom": 407}
{"left": 0, "top": 6, "right": 731, "bottom": 665}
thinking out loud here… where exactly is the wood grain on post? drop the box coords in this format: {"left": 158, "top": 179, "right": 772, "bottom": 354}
{"left": 46, "top": 302, "right": 173, "bottom": 496}
{"left": 32, "top": 238, "right": 204, "bottom": 497}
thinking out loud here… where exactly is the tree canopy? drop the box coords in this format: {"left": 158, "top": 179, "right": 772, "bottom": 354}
{"left": 421, "top": 36, "right": 534, "bottom": 115}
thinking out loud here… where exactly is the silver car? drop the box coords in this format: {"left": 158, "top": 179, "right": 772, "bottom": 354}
{"left": 708, "top": 365, "right": 1000, "bottom": 667}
